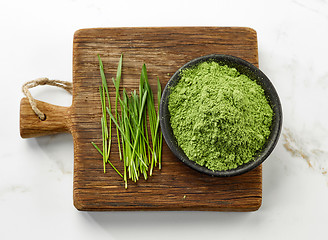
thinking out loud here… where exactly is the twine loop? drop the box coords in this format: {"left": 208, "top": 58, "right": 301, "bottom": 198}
{"left": 22, "top": 78, "right": 72, "bottom": 120}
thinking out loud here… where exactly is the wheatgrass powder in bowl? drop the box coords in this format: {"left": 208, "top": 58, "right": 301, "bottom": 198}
{"left": 168, "top": 61, "right": 272, "bottom": 171}
{"left": 160, "top": 54, "right": 282, "bottom": 177}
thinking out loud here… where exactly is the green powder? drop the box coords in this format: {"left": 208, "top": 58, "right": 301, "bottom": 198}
{"left": 168, "top": 61, "right": 273, "bottom": 171}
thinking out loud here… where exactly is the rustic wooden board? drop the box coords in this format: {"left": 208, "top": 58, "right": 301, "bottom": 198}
{"left": 21, "top": 27, "right": 262, "bottom": 211}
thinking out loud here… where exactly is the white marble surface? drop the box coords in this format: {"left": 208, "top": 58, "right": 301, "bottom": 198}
{"left": 1, "top": 0, "right": 328, "bottom": 239}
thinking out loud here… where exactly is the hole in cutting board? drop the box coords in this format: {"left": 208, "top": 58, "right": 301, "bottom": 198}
{"left": 39, "top": 114, "right": 47, "bottom": 121}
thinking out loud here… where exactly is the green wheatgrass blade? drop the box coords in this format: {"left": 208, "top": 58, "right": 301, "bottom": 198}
{"left": 157, "top": 77, "right": 163, "bottom": 169}
{"left": 139, "top": 91, "right": 148, "bottom": 124}
{"left": 144, "top": 102, "right": 151, "bottom": 165}
{"left": 101, "top": 116, "right": 106, "bottom": 173}
{"left": 139, "top": 67, "right": 147, "bottom": 171}
{"left": 125, "top": 93, "right": 134, "bottom": 181}
{"left": 116, "top": 54, "right": 123, "bottom": 87}
{"left": 102, "top": 85, "right": 109, "bottom": 162}
{"left": 129, "top": 92, "right": 144, "bottom": 180}
{"left": 98, "top": 56, "right": 109, "bottom": 143}
{"left": 140, "top": 68, "right": 151, "bottom": 166}
{"left": 118, "top": 104, "right": 128, "bottom": 188}
{"left": 154, "top": 78, "right": 162, "bottom": 169}
{"left": 106, "top": 158, "right": 122, "bottom": 178}
{"left": 153, "top": 77, "right": 162, "bottom": 160}
{"left": 98, "top": 55, "right": 111, "bottom": 106}
{"left": 91, "top": 142, "right": 123, "bottom": 178}
{"left": 99, "top": 85, "right": 107, "bottom": 171}
{"left": 158, "top": 131, "right": 163, "bottom": 169}
{"left": 142, "top": 64, "right": 159, "bottom": 175}
{"left": 139, "top": 94, "right": 150, "bottom": 179}
{"left": 129, "top": 92, "right": 139, "bottom": 176}
{"left": 139, "top": 90, "right": 149, "bottom": 175}
{"left": 117, "top": 112, "right": 128, "bottom": 187}
{"left": 99, "top": 57, "right": 108, "bottom": 165}
{"left": 139, "top": 64, "right": 145, "bottom": 103}
{"left": 98, "top": 55, "right": 112, "bottom": 158}
{"left": 138, "top": 71, "right": 149, "bottom": 177}
{"left": 91, "top": 141, "right": 103, "bottom": 155}
{"left": 92, "top": 140, "right": 104, "bottom": 173}
{"left": 114, "top": 54, "right": 123, "bottom": 161}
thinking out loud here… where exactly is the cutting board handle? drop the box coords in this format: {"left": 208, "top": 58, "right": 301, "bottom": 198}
{"left": 20, "top": 97, "right": 71, "bottom": 138}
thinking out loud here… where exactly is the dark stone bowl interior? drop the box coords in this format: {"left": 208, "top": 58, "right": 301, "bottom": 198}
{"left": 159, "top": 54, "right": 282, "bottom": 177}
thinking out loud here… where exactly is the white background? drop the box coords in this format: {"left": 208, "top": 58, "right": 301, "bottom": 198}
{"left": 1, "top": 0, "right": 328, "bottom": 239}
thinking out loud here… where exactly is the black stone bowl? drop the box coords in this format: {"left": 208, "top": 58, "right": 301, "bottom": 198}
{"left": 159, "top": 54, "right": 282, "bottom": 177}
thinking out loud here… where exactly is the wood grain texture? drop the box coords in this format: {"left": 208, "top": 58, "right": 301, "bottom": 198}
{"left": 20, "top": 27, "right": 261, "bottom": 211}
{"left": 72, "top": 27, "right": 261, "bottom": 211}
{"left": 20, "top": 98, "right": 71, "bottom": 138}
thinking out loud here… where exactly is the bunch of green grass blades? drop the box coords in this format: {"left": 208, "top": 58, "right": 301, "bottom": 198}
{"left": 92, "top": 54, "right": 163, "bottom": 189}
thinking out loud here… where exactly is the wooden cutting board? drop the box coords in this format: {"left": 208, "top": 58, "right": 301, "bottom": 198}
{"left": 20, "top": 27, "right": 262, "bottom": 211}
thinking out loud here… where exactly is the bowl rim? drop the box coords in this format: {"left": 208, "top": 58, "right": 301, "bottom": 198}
{"left": 159, "top": 54, "right": 283, "bottom": 177}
